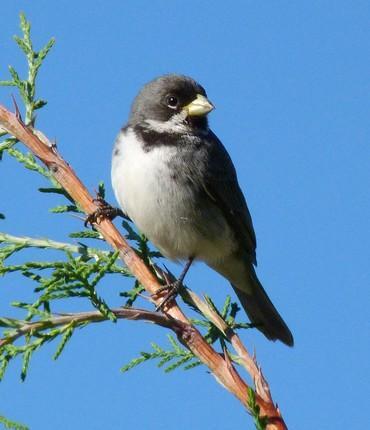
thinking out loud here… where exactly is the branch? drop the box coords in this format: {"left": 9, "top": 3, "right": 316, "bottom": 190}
{"left": 0, "top": 307, "right": 182, "bottom": 348}
{"left": 0, "top": 104, "right": 287, "bottom": 429}
{"left": 0, "top": 232, "right": 107, "bottom": 259}
{"left": 155, "top": 264, "right": 273, "bottom": 403}
{"left": 184, "top": 288, "right": 273, "bottom": 403}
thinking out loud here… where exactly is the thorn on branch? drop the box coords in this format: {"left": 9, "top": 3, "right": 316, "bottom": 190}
{"left": 11, "top": 94, "right": 22, "bottom": 121}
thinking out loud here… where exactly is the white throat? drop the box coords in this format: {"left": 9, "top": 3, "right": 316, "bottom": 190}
{"left": 144, "top": 110, "right": 190, "bottom": 134}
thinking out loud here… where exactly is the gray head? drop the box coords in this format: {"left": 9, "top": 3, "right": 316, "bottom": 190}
{"left": 128, "top": 74, "right": 214, "bottom": 132}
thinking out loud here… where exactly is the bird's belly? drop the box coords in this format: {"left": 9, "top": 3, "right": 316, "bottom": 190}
{"left": 116, "top": 167, "right": 234, "bottom": 261}
{"left": 112, "top": 132, "right": 236, "bottom": 262}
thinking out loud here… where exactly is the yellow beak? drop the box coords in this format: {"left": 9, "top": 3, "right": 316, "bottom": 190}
{"left": 183, "top": 94, "right": 214, "bottom": 117}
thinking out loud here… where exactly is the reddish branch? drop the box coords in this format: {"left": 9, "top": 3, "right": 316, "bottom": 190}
{"left": 0, "top": 308, "right": 180, "bottom": 348}
{"left": 0, "top": 103, "right": 287, "bottom": 430}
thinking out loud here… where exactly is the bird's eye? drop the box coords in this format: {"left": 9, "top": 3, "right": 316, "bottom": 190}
{"left": 166, "top": 95, "right": 178, "bottom": 109}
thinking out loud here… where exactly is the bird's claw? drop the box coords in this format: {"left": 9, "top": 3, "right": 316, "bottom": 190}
{"left": 153, "top": 280, "right": 183, "bottom": 311}
{"left": 84, "top": 195, "right": 124, "bottom": 227}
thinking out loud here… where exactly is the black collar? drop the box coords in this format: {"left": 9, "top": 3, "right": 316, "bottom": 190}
{"left": 131, "top": 122, "right": 208, "bottom": 152}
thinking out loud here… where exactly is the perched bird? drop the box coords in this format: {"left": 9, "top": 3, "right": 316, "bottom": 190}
{"left": 111, "top": 74, "right": 293, "bottom": 346}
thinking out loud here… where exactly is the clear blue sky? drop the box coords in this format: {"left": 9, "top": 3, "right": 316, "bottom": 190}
{"left": 1, "top": 1, "right": 369, "bottom": 429}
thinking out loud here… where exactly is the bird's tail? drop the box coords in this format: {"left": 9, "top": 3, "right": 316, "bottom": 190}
{"left": 232, "top": 267, "right": 294, "bottom": 346}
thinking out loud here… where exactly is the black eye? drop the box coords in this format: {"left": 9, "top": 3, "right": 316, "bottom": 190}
{"left": 166, "top": 95, "right": 178, "bottom": 108}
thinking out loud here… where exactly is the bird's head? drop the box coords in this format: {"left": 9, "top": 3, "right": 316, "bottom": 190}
{"left": 128, "top": 74, "right": 214, "bottom": 133}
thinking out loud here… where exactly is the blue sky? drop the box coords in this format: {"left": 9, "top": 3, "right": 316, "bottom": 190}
{"left": 0, "top": 1, "right": 369, "bottom": 429}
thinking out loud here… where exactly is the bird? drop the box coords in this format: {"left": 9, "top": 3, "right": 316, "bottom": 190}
{"left": 111, "top": 74, "right": 293, "bottom": 346}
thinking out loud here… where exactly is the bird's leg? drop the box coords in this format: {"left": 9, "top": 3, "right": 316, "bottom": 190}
{"left": 155, "top": 257, "right": 194, "bottom": 311}
{"left": 84, "top": 195, "right": 129, "bottom": 227}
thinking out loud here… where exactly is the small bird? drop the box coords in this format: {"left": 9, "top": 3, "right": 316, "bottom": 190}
{"left": 111, "top": 74, "right": 293, "bottom": 346}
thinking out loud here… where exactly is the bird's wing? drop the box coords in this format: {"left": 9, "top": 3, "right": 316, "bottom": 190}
{"left": 200, "top": 132, "right": 257, "bottom": 265}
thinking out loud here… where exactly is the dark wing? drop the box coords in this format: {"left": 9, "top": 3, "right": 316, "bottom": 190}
{"left": 201, "top": 131, "right": 257, "bottom": 265}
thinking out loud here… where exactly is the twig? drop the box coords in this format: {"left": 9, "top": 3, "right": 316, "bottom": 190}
{"left": 0, "top": 307, "right": 182, "bottom": 348}
{"left": 0, "top": 103, "right": 287, "bottom": 430}
{"left": 184, "top": 288, "right": 273, "bottom": 403}
{"left": 0, "top": 232, "right": 107, "bottom": 259}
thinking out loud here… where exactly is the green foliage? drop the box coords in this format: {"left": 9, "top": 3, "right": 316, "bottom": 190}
{"left": 0, "top": 13, "right": 54, "bottom": 125}
{"left": 247, "top": 387, "right": 269, "bottom": 430}
{"left": 121, "top": 294, "right": 251, "bottom": 374}
{"left": 121, "top": 335, "right": 201, "bottom": 373}
{"left": 120, "top": 279, "right": 145, "bottom": 307}
{"left": 69, "top": 230, "right": 102, "bottom": 239}
{"left": 0, "top": 317, "right": 79, "bottom": 383}
{"left": 0, "top": 138, "right": 16, "bottom": 161}
{"left": 6, "top": 147, "right": 50, "bottom": 178}
{"left": 0, "top": 415, "right": 29, "bottom": 430}
{"left": 0, "top": 13, "right": 55, "bottom": 168}
{"left": 0, "top": 15, "right": 139, "bottom": 382}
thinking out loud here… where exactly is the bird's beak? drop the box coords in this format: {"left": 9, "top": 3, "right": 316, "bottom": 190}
{"left": 183, "top": 94, "right": 214, "bottom": 117}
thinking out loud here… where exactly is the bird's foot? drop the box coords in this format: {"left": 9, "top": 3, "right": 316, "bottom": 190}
{"left": 153, "top": 280, "right": 184, "bottom": 311}
{"left": 153, "top": 257, "right": 194, "bottom": 311}
{"left": 84, "top": 195, "right": 125, "bottom": 227}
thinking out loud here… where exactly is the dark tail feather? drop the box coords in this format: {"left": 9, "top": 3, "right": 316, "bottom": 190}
{"left": 232, "top": 268, "right": 294, "bottom": 347}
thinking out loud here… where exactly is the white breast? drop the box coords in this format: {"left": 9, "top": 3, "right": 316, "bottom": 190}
{"left": 111, "top": 128, "right": 236, "bottom": 262}
{"left": 112, "top": 128, "right": 177, "bottom": 240}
